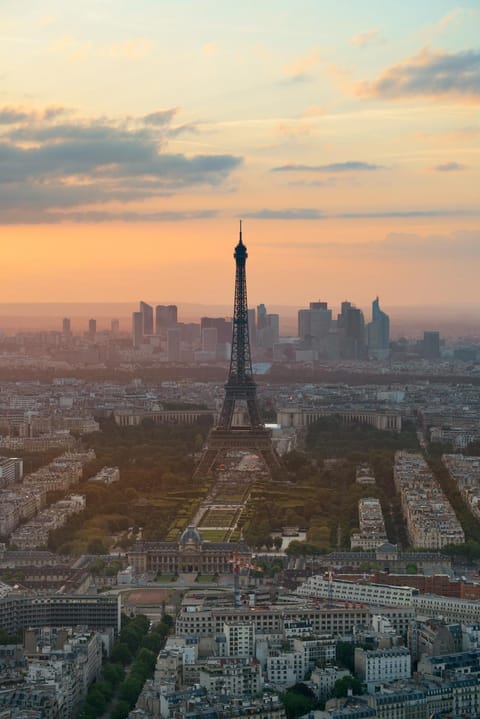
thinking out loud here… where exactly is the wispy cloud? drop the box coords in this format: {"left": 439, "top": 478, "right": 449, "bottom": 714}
{"left": 242, "top": 207, "right": 478, "bottom": 221}
{"left": 0, "top": 105, "right": 71, "bottom": 125}
{"left": 271, "top": 161, "right": 385, "bottom": 173}
{"left": 107, "top": 38, "right": 153, "bottom": 60}
{"left": 50, "top": 34, "right": 154, "bottom": 63}
{"left": 243, "top": 208, "right": 324, "bottom": 220}
{"left": 283, "top": 49, "right": 320, "bottom": 83}
{"left": 437, "top": 8, "right": 465, "bottom": 30}
{"left": 358, "top": 47, "right": 480, "bottom": 103}
{"left": 350, "top": 29, "right": 380, "bottom": 47}
{"left": 0, "top": 208, "right": 218, "bottom": 225}
{"left": 143, "top": 107, "right": 179, "bottom": 126}
{"left": 258, "top": 230, "right": 480, "bottom": 261}
{"left": 434, "top": 161, "right": 467, "bottom": 172}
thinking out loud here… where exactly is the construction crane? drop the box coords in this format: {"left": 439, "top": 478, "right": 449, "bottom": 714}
{"left": 229, "top": 550, "right": 264, "bottom": 608}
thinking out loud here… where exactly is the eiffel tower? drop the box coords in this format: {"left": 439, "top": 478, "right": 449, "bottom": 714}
{"left": 194, "top": 222, "right": 283, "bottom": 479}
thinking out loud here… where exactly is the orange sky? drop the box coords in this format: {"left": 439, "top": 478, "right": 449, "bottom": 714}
{"left": 0, "top": 1, "right": 479, "bottom": 307}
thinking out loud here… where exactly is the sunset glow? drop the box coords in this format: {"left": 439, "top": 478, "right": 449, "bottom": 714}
{"left": 1, "top": 0, "right": 479, "bottom": 306}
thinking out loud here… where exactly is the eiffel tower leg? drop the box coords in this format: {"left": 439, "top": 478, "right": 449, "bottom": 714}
{"left": 258, "top": 448, "right": 285, "bottom": 479}
{"left": 193, "top": 448, "right": 221, "bottom": 479}
{"left": 246, "top": 398, "right": 261, "bottom": 427}
{"left": 219, "top": 397, "right": 236, "bottom": 429}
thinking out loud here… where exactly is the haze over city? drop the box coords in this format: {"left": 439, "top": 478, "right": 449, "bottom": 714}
{"left": 1, "top": 0, "right": 479, "bottom": 306}
{"left": 4, "top": 4, "right": 480, "bottom": 719}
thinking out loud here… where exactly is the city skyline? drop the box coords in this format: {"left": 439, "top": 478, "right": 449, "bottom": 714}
{"left": 1, "top": 1, "right": 479, "bottom": 305}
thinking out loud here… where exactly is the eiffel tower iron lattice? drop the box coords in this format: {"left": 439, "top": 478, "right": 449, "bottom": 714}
{"left": 194, "top": 223, "right": 283, "bottom": 479}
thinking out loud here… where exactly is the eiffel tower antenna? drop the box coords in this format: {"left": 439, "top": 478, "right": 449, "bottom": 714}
{"left": 194, "top": 223, "right": 283, "bottom": 479}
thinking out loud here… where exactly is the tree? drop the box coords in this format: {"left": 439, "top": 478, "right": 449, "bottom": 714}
{"left": 102, "top": 662, "right": 125, "bottom": 686}
{"left": 336, "top": 641, "right": 355, "bottom": 672}
{"left": 281, "top": 684, "right": 317, "bottom": 719}
{"left": 110, "top": 642, "right": 132, "bottom": 665}
{"left": 111, "top": 700, "right": 130, "bottom": 719}
{"left": 119, "top": 675, "right": 144, "bottom": 707}
{"left": 135, "top": 647, "right": 156, "bottom": 675}
{"left": 333, "top": 675, "right": 363, "bottom": 698}
{"left": 87, "top": 538, "right": 108, "bottom": 554}
{"left": 85, "top": 686, "right": 107, "bottom": 714}
{"left": 273, "top": 536, "right": 283, "bottom": 550}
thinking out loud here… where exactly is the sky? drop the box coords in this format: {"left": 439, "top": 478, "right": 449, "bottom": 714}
{"left": 1, "top": 0, "right": 479, "bottom": 310}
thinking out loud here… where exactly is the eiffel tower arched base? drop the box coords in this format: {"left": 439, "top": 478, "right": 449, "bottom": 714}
{"left": 193, "top": 426, "right": 284, "bottom": 480}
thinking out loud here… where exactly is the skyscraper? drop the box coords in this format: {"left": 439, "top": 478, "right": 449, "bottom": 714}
{"left": 200, "top": 317, "right": 232, "bottom": 344}
{"left": 423, "top": 331, "right": 440, "bottom": 360}
{"left": 338, "top": 302, "right": 366, "bottom": 359}
{"left": 132, "top": 312, "right": 143, "bottom": 348}
{"left": 256, "top": 305, "right": 279, "bottom": 350}
{"left": 299, "top": 301, "right": 332, "bottom": 341}
{"left": 167, "top": 328, "right": 181, "bottom": 362}
{"left": 155, "top": 305, "right": 178, "bottom": 333}
{"left": 139, "top": 301, "right": 154, "bottom": 336}
{"left": 88, "top": 319, "right": 97, "bottom": 338}
{"left": 62, "top": 318, "right": 71, "bottom": 335}
{"left": 111, "top": 318, "right": 120, "bottom": 335}
{"left": 257, "top": 304, "right": 267, "bottom": 330}
{"left": 367, "top": 297, "right": 390, "bottom": 358}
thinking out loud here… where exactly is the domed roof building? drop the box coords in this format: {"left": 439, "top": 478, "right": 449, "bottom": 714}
{"left": 179, "top": 526, "right": 203, "bottom": 547}
{"left": 128, "top": 526, "right": 250, "bottom": 576}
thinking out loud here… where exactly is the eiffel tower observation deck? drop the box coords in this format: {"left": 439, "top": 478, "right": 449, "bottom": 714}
{"left": 194, "top": 223, "right": 283, "bottom": 479}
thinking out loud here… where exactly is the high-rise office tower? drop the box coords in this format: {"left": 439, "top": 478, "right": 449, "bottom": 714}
{"left": 88, "top": 319, "right": 97, "bottom": 338}
{"left": 257, "top": 304, "right": 267, "bottom": 330}
{"left": 155, "top": 305, "right": 178, "bottom": 333}
{"left": 338, "top": 302, "right": 366, "bottom": 359}
{"left": 62, "top": 318, "right": 71, "bottom": 335}
{"left": 202, "top": 326, "right": 218, "bottom": 352}
{"left": 256, "top": 305, "right": 279, "bottom": 350}
{"left": 367, "top": 297, "right": 390, "bottom": 357}
{"left": 139, "top": 301, "right": 154, "bottom": 336}
{"left": 132, "top": 312, "right": 143, "bottom": 348}
{"left": 167, "top": 328, "right": 181, "bottom": 362}
{"left": 298, "top": 301, "right": 332, "bottom": 344}
{"left": 200, "top": 317, "right": 232, "bottom": 344}
{"left": 423, "top": 331, "right": 440, "bottom": 360}
{"left": 111, "top": 318, "right": 120, "bottom": 335}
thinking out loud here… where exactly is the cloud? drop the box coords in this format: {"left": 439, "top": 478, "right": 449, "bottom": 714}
{"left": 143, "top": 107, "right": 179, "bottom": 126}
{"left": 437, "top": 8, "right": 465, "bottom": 30}
{"left": 302, "top": 106, "right": 325, "bottom": 118}
{"left": 50, "top": 34, "right": 153, "bottom": 63}
{"left": 337, "top": 209, "right": 476, "bottom": 219}
{"left": 271, "top": 161, "right": 385, "bottom": 173}
{"left": 359, "top": 47, "right": 480, "bottom": 102}
{"left": 379, "top": 230, "right": 480, "bottom": 258}
{"left": 243, "top": 208, "right": 324, "bottom": 220}
{"left": 351, "top": 29, "right": 380, "bottom": 47}
{"left": 107, "top": 38, "right": 153, "bottom": 60}
{"left": 259, "top": 230, "right": 480, "bottom": 261}
{"left": 243, "top": 207, "right": 478, "bottom": 221}
{"left": 283, "top": 49, "right": 320, "bottom": 82}
{"left": 0, "top": 108, "right": 33, "bottom": 124}
{"left": 0, "top": 105, "right": 242, "bottom": 224}
{"left": 434, "top": 161, "right": 467, "bottom": 172}
{"left": 0, "top": 207, "right": 218, "bottom": 225}
{"left": 0, "top": 105, "right": 71, "bottom": 125}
